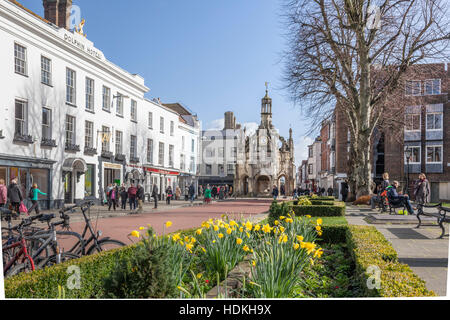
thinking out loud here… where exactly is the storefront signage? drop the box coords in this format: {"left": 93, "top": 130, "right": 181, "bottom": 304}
{"left": 127, "top": 164, "right": 179, "bottom": 176}
{"left": 62, "top": 31, "right": 104, "bottom": 61}
{"left": 104, "top": 162, "right": 122, "bottom": 170}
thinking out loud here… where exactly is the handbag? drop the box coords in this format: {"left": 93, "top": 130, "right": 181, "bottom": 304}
{"left": 19, "top": 201, "right": 28, "bottom": 214}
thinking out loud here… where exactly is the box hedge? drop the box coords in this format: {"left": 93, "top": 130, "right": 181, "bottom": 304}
{"left": 290, "top": 202, "right": 346, "bottom": 217}
{"left": 346, "top": 225, "right": 435, "bottom": 297}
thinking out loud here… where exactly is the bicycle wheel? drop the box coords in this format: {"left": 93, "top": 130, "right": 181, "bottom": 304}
{"left": 87, "top": 238, "right": 126, "bottom": 255}
{"left": 39, "top": 252, "right": 80, "bottom": 269}
{"left": 5, "top": 257, "right": 34, "bottom": 278}
{"left": 56, "top": 231, "right": 85, "bottom": 256}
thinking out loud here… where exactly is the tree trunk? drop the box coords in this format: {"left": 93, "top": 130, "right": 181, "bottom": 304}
{"left": 350, "top": 131, "right": 372, "bottom": 198}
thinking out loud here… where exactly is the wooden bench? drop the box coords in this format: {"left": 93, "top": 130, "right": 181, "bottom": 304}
{"left": 386, "top": 196, "right": 408, "bottom": 215}
{"left": 416, "top": 203, "right": 450, "bottom": 239}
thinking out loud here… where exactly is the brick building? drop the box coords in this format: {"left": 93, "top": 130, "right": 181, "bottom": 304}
{"left": 314, "top": 63, "right": 450, "bottom": 202}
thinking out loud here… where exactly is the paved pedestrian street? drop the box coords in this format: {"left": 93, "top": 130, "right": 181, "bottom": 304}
{"left": 346, "top": 205, "right": 449, "bottom": 297}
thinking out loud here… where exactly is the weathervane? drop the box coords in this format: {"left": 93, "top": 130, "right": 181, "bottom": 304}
{"left": 265, "top": 81, "right": 270, "bottom": 92}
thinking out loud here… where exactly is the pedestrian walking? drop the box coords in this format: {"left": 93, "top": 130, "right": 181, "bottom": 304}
{"left": 414, "top": 173, "right": 431, "bottom": 205}
{"left": 184, "top": 185, "right": 189, "bottom": 201}
{"left": 137, "top": 184, "right": 145, "bottom": 213}
{"left": 175, "top": 186, "right": 181, "bottom": 200}
{"left": 120, "top": 184, "right": 128, "bottom": 210}
{"left": 212, "top": 186, "right": 218, "bottom": 199}
{"left": 327, "top": 187, "right": 334, "bottom": 197}
{"left": 128, "top": 184, "right": 137, "bottom": 210}
{"left": 7, "top": 178, "right": 23, "bottom": 217}
{"left": 166, "top": 186, "right": 173, "bottom": 205}
{"left": 152, "top": 183, "right": 159, "bottom": 209}
{"left": 188, "top": 183, "right": 196, "bottom": 205}
{"left": 0, "top": 178, "right": 7, "bottom": 208}
{"left": 272, "top": 185, "right": 279, "bottom": 201}
{"left": 341, "top": 180, "right": 349, "bottom": 202}
{"left": 204, "top": 185, "right": 212, "bottom": 204}
{"left": 28, "top": 183, "right": 46, "bottom": 215}
{"left": 108, "top": 186, "right": 117, "bottom": 211}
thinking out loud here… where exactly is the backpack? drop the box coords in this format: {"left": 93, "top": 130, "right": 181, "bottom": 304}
{"left": 29, "top": 188, "right": 34, "bottom": 199}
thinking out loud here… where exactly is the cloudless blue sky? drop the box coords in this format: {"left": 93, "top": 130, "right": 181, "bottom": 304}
{"left": 19, "top": 0, "right": 313, "bottom": 164}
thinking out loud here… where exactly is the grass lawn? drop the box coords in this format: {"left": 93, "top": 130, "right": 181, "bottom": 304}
{"left": 321, "top": 216, "right": 348, "bottom": 226}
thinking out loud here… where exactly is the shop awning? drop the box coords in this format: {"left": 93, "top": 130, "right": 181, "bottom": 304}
{"left": 62, "top": 158, "right": 88, "bottom": 173}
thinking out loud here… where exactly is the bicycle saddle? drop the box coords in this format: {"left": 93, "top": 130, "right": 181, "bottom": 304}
{"left": 38, "top": 214, "right": 56, "bottom": 222}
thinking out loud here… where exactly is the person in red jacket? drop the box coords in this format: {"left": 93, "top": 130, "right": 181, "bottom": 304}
{"left": 128, "top": 184, "right": 137, "bottom": 210}
{"left": 0, "top": 178, "right": 7, "bottom": 208}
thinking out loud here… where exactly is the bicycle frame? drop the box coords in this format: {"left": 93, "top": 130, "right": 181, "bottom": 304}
{"left": 66, "top": 205, "right": 101, "bottom": 256}
{"left": 3, "top": 237, "right": 35, "bottom": 275}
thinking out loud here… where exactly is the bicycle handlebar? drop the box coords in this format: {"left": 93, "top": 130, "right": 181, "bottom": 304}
{"left": 12, "top": 214, "right": 44, "bottom": 231}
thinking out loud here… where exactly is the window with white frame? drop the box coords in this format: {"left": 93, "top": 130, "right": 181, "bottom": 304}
{"left": 66, "top": 68, "right": 76, "bottom": 104}
{"left": 147, "top": 139, "right": 154, "bottom": 163}
{"left": 85, "top": 121, "right": 94, "bottom": 148}
{"left": 426, "top": 113, "right": 443, "bottom": 130}
{"left": 15, "top": 100, "right": 28, "bottom": 136}
{"left": 405, "top": 80, "right": 421, "bottom": 96}
{"left": 180, "top": 154, "right": 186, "bottom": 171}
{"left": 160, "top": 117, "right": 164, "bottom": 133}
{"left": 424, "top": 79, "right": 441, "bottom": 95}
{"left": 426, "top": 146, "right": 442, "bottom": 163}
{"left": 102, "top": 86, "right": 111, "bottom": 111}
{"left": 85, "top": 78, "right": 94, "bottom": 111}
{"left": 169, "top": 145, "right": 174, "bottom": 167}
{"left": 182, "top": 136, "right": 185, "bottom": 151}
{"left": 206, "top": 148, "right": 215, "bottom": 158}
{"left": 148, "top": 112, "right": 153, "bottom": 129}
{"left": 405, "top": 146, "right": 421, "bottom": 164}
{"left": 14, "top": 43, "right": 27, "bottom": 75}
{"left": 308, "top": 164, "right": 313, "bottom": 175}
{"left": 227, "top": 164, "right": 235, "bottom": 174}
{"left": 42, "top": 108, "right": 52, "bottom": 140}
{"left": 116, "top": 93, "right": 124, "bottom": 116}
{"left": 65, "top": 115, "right": 76, "bottom": 145}
{"left": 405, "top": 113, "right": 421, "bottom": 131}
{"left": 170, "top": 121, "right": 174, "bottom": 136}
{"left": 206, "top": 164, "right": 212, "bottom": 175}
{"left": 158, "top": 142, "right": 165, "bottom": 166}
{"left": 191, "top": 139, "right": 195, "bottom": 153}
{"left": 41, "top": 56, "right": 51, "bottom": 85}
{"left": 130, "top": 135, "right": 137, "bottom": 158}
{"left": 131, "top": 100, "right": 137, "bottom": 122}
{"left": 115, "top": 131, "right": 123, "bottom": 155}
{"left": 102, "top": 126, "right": 110, "bottom": 152}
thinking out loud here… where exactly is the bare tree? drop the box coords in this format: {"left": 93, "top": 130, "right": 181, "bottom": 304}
{"left": 282, "top": 0, "right": 449, "bottom": 197}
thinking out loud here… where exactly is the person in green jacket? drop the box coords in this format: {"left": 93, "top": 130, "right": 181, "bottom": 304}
{"left": 204, "top": 185, "right": 212, "bottom": 204}
{"left": 28, "top": 183, "right": 47, "bottom": 214}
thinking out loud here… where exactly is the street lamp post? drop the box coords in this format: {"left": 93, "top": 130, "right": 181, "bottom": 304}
{"left": 405, "top": 147, "right": 412, "bottom": 197}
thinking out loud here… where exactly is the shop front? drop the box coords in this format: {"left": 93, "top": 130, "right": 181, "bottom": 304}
{"left": 143, "top": 167, "right": 180, "bottom": 201}
{"left": 62, "top": 158, "right": 88, "bottom": 204}
{"left": 101, "top": 162, "right": 124, "bottom": 203}
{"left": 0, "top": 154, "right": 55, "bottom": 209}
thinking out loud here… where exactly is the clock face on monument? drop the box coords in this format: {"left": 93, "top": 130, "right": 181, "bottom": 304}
{"left": 260, "top": 136, "right": 268, "bottom": 145}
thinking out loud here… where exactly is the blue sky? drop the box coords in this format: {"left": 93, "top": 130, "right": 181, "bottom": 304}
{"left": 19, "top": 0, "right": 314, "bottom": 164}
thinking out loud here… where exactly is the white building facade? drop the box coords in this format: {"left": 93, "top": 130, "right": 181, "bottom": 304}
{"left": 0, "top": 0, "right": 200, "bottom": 208}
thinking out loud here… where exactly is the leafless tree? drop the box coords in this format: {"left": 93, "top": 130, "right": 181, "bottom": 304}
{"left": 282, "top": 0, "right": 449, "bottom": 197}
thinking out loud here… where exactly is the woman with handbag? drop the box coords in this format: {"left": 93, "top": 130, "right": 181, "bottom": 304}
{"left": 414, "top": 173, "right": 431, "bottom": 205}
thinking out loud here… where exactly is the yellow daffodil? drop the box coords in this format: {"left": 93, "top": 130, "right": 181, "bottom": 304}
{"left": 293, "top": 243, "right": 300, "bottom": 250}
{"left": 201, "top": 247, "right": 206, "bottom": 253}
{"left": 306, "top": 215, "right": 312, "bottom": 219}
{"left": 213, "top": 225, "right": 219, "bottom": 232}
{"left": 130, "top": 230, "right": 140, "bottom": 238}
{"left": 285, "top": 218, "right": 293, "bottom": 224}
{"left": 172, "top": 233, "right": 181, "bottom": 242}
{"left": 317, "top": 218, "right": 323, "bottom": 226}
{"left": 316, "top": 225, "right": 322, "bottom": 232}
{"left": 190, "top": 237, "right": 196, "bottom": 244}
{"left": 186, "top": 243, "right": 194, "bottom": 252}
{"left": 239, "top": 227, "right": 244, "bottom": 233}
{"left": 218, "top": 233, "right": 224, "bottom": 239}
{"left": 196, "top": 229, "right": 203, "bottom": 235}
{"left": 252, "top": 260, "right": 257, "bottom": 267}
{"left": 254, "top": 224, "right": 261, "bottom": 231}
{"left": 262, "top": 224, "right": 272, "bottom": 233}
{"left": 279, "top": 226, "right": 285, "bottom": 233}
{"left": 314, "top": 248, "right": 324, "bottom": 258}
{"left": 236, "top": 238, "right": 243, "bottom": 245}
{"left": 243, "top": 245, "right": 250, "bottom": 252}
{"left": 179, "top": 240, "right": 184, "bottom": 246}
{"left": 139, "top": 227, "right": 145, "bottom": 230}
{"left": 230, "top": 220, "right": 237, "bottom": 227}
{"left": 226, "top": 228, "right": 232, "bottom": 235}
{"left": 280, "top": 216, "right": 286, "bottom": 220}
{"left": 297, "top": 235, "right": 304, "bottom": 242}
{"left": 165, "top": 221, "right": 173, "bottom": 228}
{"left": 184, "top": 236, "right": 190, "bottom": 242}
{"left": 245, "top": 221, "right": 253, "bottom": 231}
{"left": 197, "top": 273, "right": 203, "bottom": 279}
{"left": 274, "top": 220, "right": 279, "bottom": 226}
{"left": 246, "top": 232, "right": 251, "bottom": 239}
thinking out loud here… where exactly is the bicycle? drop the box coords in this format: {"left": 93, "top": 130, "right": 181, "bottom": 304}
{"left": 61, "top": 201, "right": 126, "bottom": 256}
{"left": 2, "top": 213, "right": 41, "bottom": 277}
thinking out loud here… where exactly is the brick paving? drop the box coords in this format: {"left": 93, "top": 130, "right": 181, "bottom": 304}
{"left": 346, "top": 205, "right": 449, "bottom": 297}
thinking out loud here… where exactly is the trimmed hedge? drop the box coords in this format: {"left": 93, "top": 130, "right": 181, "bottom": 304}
{"left": 5, "top": 244, "right": 138, "bottom": 298}
{"left": 346, "top": 225, "right": 435, "bottom": 297}
{"left": 290, "top": 202, "right": 346, "bottom": 217}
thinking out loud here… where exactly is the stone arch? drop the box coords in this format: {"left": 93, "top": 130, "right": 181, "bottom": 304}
{"left": 256, "top": 175, "right": 271, "bottom": 195}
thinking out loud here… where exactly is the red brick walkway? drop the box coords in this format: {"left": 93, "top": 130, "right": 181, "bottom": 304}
{"left": 64, "top": 200, "right": 272, "bottom": 246}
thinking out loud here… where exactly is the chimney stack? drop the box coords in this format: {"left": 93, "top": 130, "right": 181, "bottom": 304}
{"left": 43, "top": 0, "right": 73, "bottom": 30}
